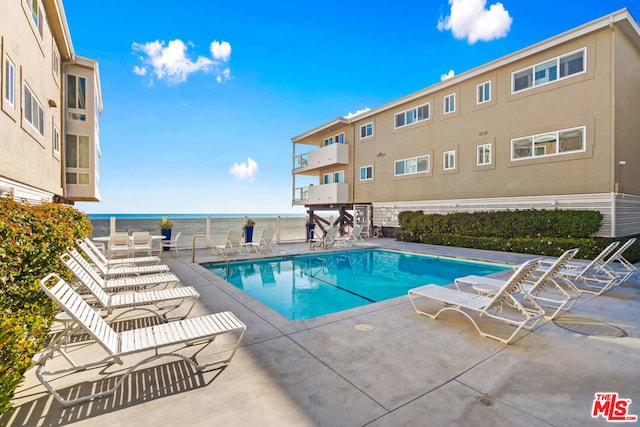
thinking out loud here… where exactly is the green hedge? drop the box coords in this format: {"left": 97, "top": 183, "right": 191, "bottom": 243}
{"left": 397, "top": 209, "right": 640, "bottom": 263}
{"left": 0, "top": 198, "right": 92, "bottom": 413}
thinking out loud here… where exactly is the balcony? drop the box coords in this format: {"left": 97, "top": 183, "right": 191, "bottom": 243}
{"left": 293, "top": 143, "right": 349, "bottom": 174}
{"left": 293, "top": 183, "right": 349, "bottom": 206}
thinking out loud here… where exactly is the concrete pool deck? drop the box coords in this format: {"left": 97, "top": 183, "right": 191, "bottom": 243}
{"left": 3, "top": 238, "right": 640, "bottom": 426}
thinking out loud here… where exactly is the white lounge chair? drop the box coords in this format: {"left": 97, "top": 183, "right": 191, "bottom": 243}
{"left": 309, "top": 225, "right": 339, "bottom": 250}
{"left": 80, "top": 238, "right": 161, "bottom": 266}
{"left": 213, "top": 229, "right": 243, "bottom": 256}
{"left": 61, "top": 251, "right": 179, "bottom": 292}
{"left": 67, "top": 247, "right": 169, "bottom": 279}
{"left": 550, "top": 241, "right": 621, "bottom": 295}
{"left": 162, "top": 231, "right": 182, "bottom": 255}
{"left": 72, "top": 245, "right": 170, "bottom": 278}
{"left": 335, "top": 224, "right": 363, "bottom": 247}
{"left": 560, "top": 238, "right": 637, "bottom": 286}
{"left": 61, "top": 263, "right": 199, "bottom": 321}
{"left": 455, "top": 248, "right": 581, "bottom": 320}
{"left": 408, "top": 258, "right": 544, "bottom": 344}
{"left": 37, "top": 273, "right": 246, "bottom": 407}
{"left": 246, "top": 228, "right": 277, "bottom": 253}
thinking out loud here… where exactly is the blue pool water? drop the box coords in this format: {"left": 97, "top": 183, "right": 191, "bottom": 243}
{"left": 203, "top": 249, "right": 509, "bottom": 320}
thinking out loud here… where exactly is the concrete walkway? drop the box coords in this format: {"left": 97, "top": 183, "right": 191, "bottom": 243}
{"left": 3, "top": 239, "right": 639, "bottom": 426}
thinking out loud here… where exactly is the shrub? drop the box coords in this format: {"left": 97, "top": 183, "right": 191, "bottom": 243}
{"left": 398, "top": 209, "right": 602, "bottom": 240}
{"left": 0, "top": 198, "right": 91, "bottom": 413}
{"left": 396, "top": 209, "right": 640, "bottom": 263}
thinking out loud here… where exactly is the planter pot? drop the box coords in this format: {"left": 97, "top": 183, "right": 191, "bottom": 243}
{"left": 161, "top": 229, "right": 172, "bottom": 250}
{"left": 244, "top": 226, "right": 254, "bottom": 243}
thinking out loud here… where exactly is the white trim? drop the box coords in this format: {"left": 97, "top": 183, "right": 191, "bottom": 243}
{"left": 476, "top": 80, "right": 491, "bottom": 104}
{"left": 53, "top": 125, "right": 61, "bottom": 155}
{"left": 443, "top": 150, "right": 456, "bottom": 170}
{"left": 394, "top": 102, "right": 430, "bottom": 129}
{"left": 510, "top": 125, "right": 586, "bottom": 161}
{"left": 0, "top": 176, "right": 54, "bottom": 204}
{"left": 290, "top": 10, "right": 637, "bottom": 137}
{"left": 359, "top": 122, "right": 373, "bottom": 139}
{"left": 477, "top": 143, "right": 492, "bottom": 166}
{"left": 359, "top": 165, "right": 374, "bottom": 181}
{"left": 4, "top": 55, "right": 15, "bottom": 107}
{"left": 394, "top": 155, "right": 430, "bottom": 176}
{"left": 443, "top": 93, "right": 455, "bottom": 114}
{"left": 23, "top": 83, "right": 45, "bottom": 136}
{"left": 511, "top": 47, "right": 587, "bottom": 94}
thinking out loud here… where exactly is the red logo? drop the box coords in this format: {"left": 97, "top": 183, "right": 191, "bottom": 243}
{"left": 592, "top": 393, "right": 638, "bottom": 422}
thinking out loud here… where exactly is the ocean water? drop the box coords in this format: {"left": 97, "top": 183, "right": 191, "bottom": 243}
{"left": 87, "top": 214, "right": 311, "bottom": 247}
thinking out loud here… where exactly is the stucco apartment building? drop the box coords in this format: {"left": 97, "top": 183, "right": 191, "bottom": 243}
{"left": 1, "top": 0, "right": 102, "bottom": 204}
{"left": 292, "top": 8, "right": 640, "bottom": 238}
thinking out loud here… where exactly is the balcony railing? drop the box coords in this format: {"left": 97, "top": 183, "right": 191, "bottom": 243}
{"left": 293, "top": 183, "right": 349, "bottom": 205}
{"left": 293, "top": 143, "right": 348, "bottom": 173}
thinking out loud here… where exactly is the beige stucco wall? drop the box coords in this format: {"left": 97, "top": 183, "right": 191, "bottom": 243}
{"left": 0, "top": 1, "right": 64, "bottom": 198}
{"left": 614, "top": 26, "right": 640, "bottom": 196}
{"left": 351, "top": 29, "right": 616, "bottom": 205}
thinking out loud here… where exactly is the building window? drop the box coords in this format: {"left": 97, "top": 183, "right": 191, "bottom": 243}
{"left": 324, "top": 132, "right": 344, "bottom": 146}
{"left": 65, "top": 134, "right": 91, "bottom": 185}
{"left": 66, "top": 74, "right": 86, "bottom": 110}
{"left": 359, "top": 165, "right": 373, "bottom": 181}
{"left": 394, "top": 103, "right": 430, "bottom": 128}
{"left": 360, "top": 122, "right": 373, "bottom": 139}
{"left": 4, "top": 56, "right": 15, "bottom": 107}
{"left": 28, "top": 0, "right": 44, "bottom": 38}
{"left": 394, "top": 155, "right": 429, "bottom": 176}
{"left": 323, "top": 171, "right": 344, "bottom": 184}
{"left": 511, "top": 126, "right": 585, "bottom": 161}
{"left": 24, "top": 84, "right": 44, "bottom": 136}
{"left": 477, "top": 81, "right": 490, "bottom": 104}
{"left": 444, "top": 93, "right": 455, "bottom": 114}
{"left": 53, "top": 126, "right": 60, "bottom": 154}
{"left": 477, "top": 144, "right": 492, "bottom": 166}
{"left": 53, "top": 46, "right": 60, "bottom": 80}
{"left": 512, "top": 48, "right": 585, "bottom": 93}
{"left": 443, "top": 150, "right": 456, "bottom": 170}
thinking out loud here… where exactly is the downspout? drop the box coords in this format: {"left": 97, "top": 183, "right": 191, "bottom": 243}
{"left": 609, "top": 18, "right": 617, "bottom": 237}
{"left": 60, "top": 61, "right": 67, "bottom": 202}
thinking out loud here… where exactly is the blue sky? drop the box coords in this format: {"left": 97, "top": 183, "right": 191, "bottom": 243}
{"left": 68, "top": 0, "right": 638, "bottom": 215}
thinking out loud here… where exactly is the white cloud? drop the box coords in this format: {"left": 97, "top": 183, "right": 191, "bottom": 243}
{"left": 438, "top": 0, "right": 512, "bottom": 44}
{"left": 441, "top": 69, "right": 455, "bottom": 81}
{"left": 344, "top": 107, "right": 371, "bottom": 119}
{"left": 229, "top": 157, "right": 258, "bottom": 181}
{"left": 210, "top": 40, "right": 232, "bottom": 61}
{"left": 133, "top": 65, "right": 147, "bottom": 76}
{"left": 217, "top": 67, "right": 231, "bottom": 83}
{"left": 132, "top": 38, "right": 232, "bottom": 84}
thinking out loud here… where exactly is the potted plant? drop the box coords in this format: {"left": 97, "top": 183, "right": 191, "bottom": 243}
{"left": 158, "top": 217, "right": 174, "bottom": 250}
{"left": 242, "top": 217, "right": 256, "bottom": 243}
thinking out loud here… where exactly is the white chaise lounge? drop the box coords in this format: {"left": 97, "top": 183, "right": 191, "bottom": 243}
{"left": 73, "top": 244, "right": 170, "bottom": 278}
{"left": 62, "top": 263, "right": 199, "bottom": 321}
{"left": 37, "top": 273, "right": 246, "bottom": 407}
{"left": 408, "top": 258, "right": 544, "bottom": 344}
{"left": 455, "top": 248, "right": 580, "bottom": 320}
{"left": 61, "top": 251, "right": 179, "bottom": 292}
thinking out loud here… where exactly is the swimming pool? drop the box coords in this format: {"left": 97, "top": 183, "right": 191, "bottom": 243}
{"left": 203, "top": 249, "right": 509, "bottom": 320}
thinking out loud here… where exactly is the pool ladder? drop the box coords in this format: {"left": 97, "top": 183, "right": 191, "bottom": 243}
{"left": 191, "top": 234, "right": 210, "bottom": 263}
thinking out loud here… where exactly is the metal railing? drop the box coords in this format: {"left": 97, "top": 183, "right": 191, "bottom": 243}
{"left": 192, "top": 234, "right": 210, "bottom": 263}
